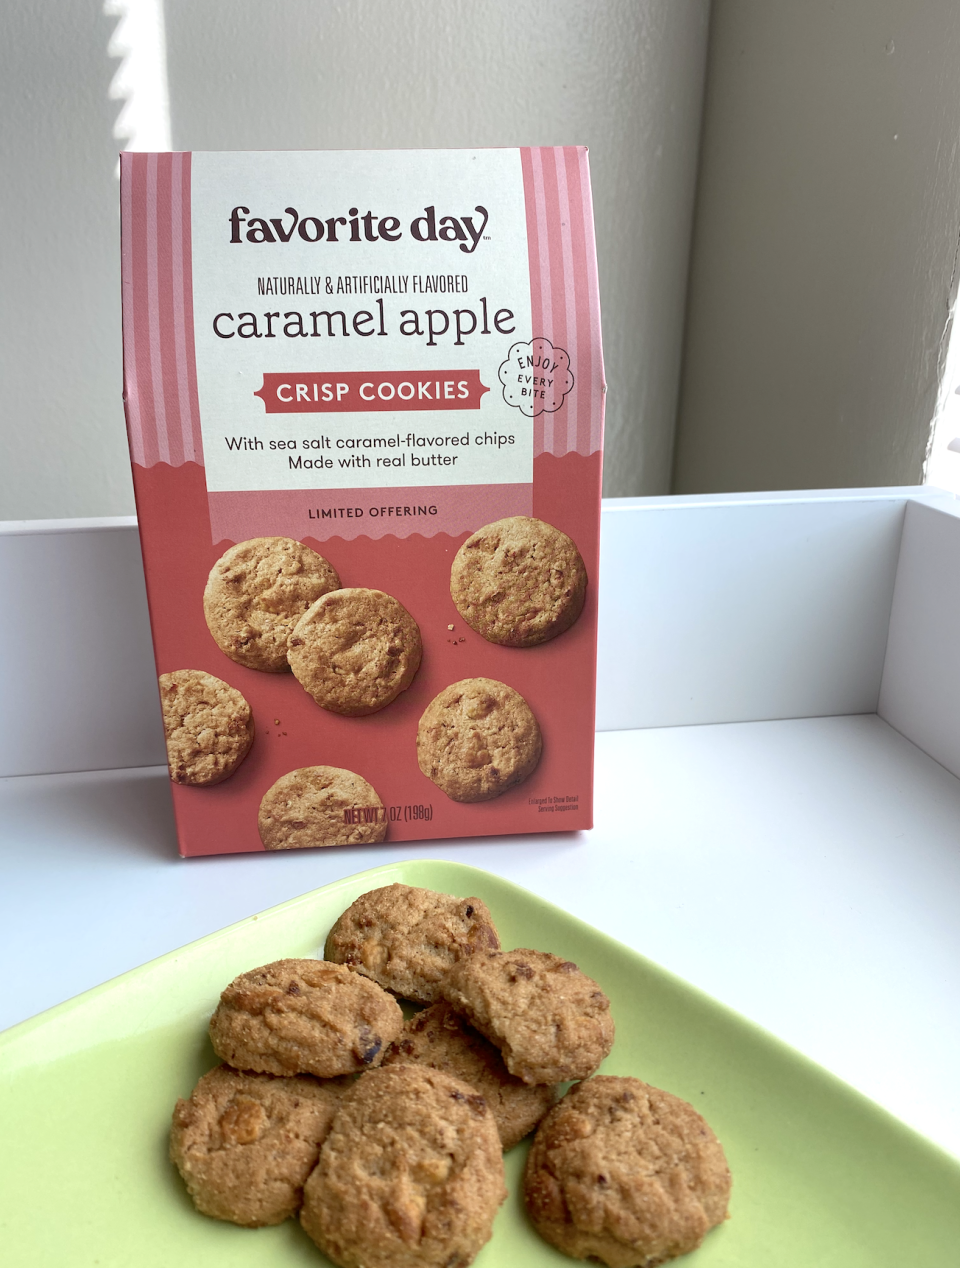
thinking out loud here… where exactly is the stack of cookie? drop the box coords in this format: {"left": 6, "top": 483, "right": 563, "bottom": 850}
{"left": 170, "top": 958, "right": 403, "bottom": 1227}
{"left": 170, "top": 884, "right": 732, "bottom": 1267}
{"left": 170, "top": 885, "right": 515, "bottom": 1266}
{"left": 324, "top": 885, "right": 599, "bottom": 1152}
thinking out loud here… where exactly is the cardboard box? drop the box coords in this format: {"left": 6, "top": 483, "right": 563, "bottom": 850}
{"left": 119, "top": 149, "right": 605, "bottom": 855}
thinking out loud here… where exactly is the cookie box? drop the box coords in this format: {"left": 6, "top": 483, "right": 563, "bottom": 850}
{"left": 119, "top": 149, "right": 605, "bottom": 856}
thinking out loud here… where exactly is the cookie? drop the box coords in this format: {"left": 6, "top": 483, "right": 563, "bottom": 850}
{"left": 208, "top": 958, "right": 403, "bottom": 1077}
{"left": 450, "top": 515, "right": 587, "bottom": 647}
{"left": 383, "top": 1000, "right": 556, "bottom": 1149}
{"left": 523, "top": 1076, "right": 732, "bottom": 1266}
{"left": 416, "top": 677, "right": 542, "bottom": 803}
{"left": 169, "top": 1064, "right": 351, "bottom": 1226}
{"left": 203, "top": 537, "right": 340, "bottom": 672}
{"left": 300, "top": 1064, "right": 507, "bottom": 1268}
{"left": 158, "top": 669, "right": 254, "bottom": 786}
{"left": 287, "top": 587, "right": 422, "bottom": 716}
{"left": 324, "top": 883, "right": 500, "bottom": 1003}
{"left": 258, "top": 766, "right": 388, "bottom": 850}
{"left": 441, "top": 949, "right": 614, "bottom": 1085}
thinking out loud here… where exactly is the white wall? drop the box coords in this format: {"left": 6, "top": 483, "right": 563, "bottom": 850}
{"left": 674, "top": 0, "right": 960, "bottom": 495}
{"left": 0, "top": 0, "right": 710, "bottom": 518}
{"left": 0, "top": 0, "right": 134, "bottom": 521}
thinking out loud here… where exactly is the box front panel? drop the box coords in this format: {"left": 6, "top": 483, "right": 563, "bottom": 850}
{"left": 121, "top": 148, "right": 603, "bottom": 856}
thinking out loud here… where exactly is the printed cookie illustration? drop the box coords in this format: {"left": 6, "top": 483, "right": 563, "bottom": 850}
{"left": 441, "top": 948, "right": 614, "bottom": 1085}
{"left": 169, "top": 1064, "right": 351, "bottom": 1227}
{"left": 383, "top": 1000, "right": 556, "bottom": 1150}
{"left": 417, "top": 678, "right": 542, "bottom": 802}
{"left": 524, "top": 1076, "right": 732, "bottom": 1266}
{"left": 258, "top": 766, "right": 388, "bottom": 850}
{"left": 300, "top": 1064, "right": 507, "bottom": 1268}
{"left": 209, "top": 958, "right": 403, "bottom": 1078}
{"left": 203, "top": 537, "right": 340, "bottom": 672}
{"left": 158, "top": 669, "right": 254, "bottom": 786}
{"left": 450, "top": 516, "right": 587, "bottom": 647}
{"left": 324, "top": 883, "right": 500, "bottom": 1003}
{"left": 287, "top": 588, "right": 422, "bottom": 716}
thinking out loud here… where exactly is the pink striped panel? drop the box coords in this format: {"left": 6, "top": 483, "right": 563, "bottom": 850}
{"left": 519, "top": 147, "right": 604, "bottom": 457}
{"left": 576, "top": 150, "right": 605, "bottom": 455}
{"left": 519, "top": 150, "right": 545, "bottom": 456}
{"left": 120, "top": 152, "right": 204, "bottom": 469}
{"left": 120, "top": 155, "right": 144, "bottom": 464}
{"left": 178, "top": 154, "right": 204, "bottom": 462}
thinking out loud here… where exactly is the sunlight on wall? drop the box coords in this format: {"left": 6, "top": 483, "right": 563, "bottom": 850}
{"left": 924, "top": 305, "right": 960, "bottom": 493}
{"left": 105, "top": 0, "right": 171, "bottom": 160}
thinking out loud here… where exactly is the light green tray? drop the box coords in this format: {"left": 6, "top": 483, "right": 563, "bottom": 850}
{"left": 2, "top": 859, "right": 958, "bottom": 1267}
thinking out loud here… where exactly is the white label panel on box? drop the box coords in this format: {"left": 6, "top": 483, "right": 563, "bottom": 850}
{"left": 190, "top": 150, "right": 533, "bottom": 493}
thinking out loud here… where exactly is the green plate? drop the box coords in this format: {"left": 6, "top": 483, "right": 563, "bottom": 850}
{"left": 1, "top": 859, "right": 958, "bottom": 1267}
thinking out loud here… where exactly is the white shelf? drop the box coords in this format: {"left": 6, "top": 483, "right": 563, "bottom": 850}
{"left": 4, "top": 487, "right": 960, "bottom": 1165}
{"left": 3, "top": 713, "right": 959, "bottom": 1160}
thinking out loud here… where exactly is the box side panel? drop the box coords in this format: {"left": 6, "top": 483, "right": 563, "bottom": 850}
{"left": 878, "top": 498, "right": 960, "bottom": 778}
{"left": 0, "top": 526, "right": 165, "bottom": 778}
{"left": 596, "top": 495, "right": 908, "bottom": 730}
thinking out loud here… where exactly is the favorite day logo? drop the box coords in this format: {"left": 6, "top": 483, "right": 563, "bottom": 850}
{"left": 227, "top": 204, "right": 491, "bottom": 254}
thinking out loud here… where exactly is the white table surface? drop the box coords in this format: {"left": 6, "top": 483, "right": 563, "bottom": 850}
{"left": 3, "top": 714, "right": 959, "bottom": 1161}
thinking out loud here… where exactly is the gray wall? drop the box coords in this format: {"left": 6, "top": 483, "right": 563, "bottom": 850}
{"left": 674, "top": 0, "right": 960, "bottom": 494}
{"left": 162, "top": 0, "right": 711, "bottom": 500}
{"left": 7, "top": 1, "right": 957, "bottom": 515}
{"left": 1, "top": 0, "right": 132, "bottom": 521}
{"left": 0, "top": 0, "right": 710, "bottom": 518}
